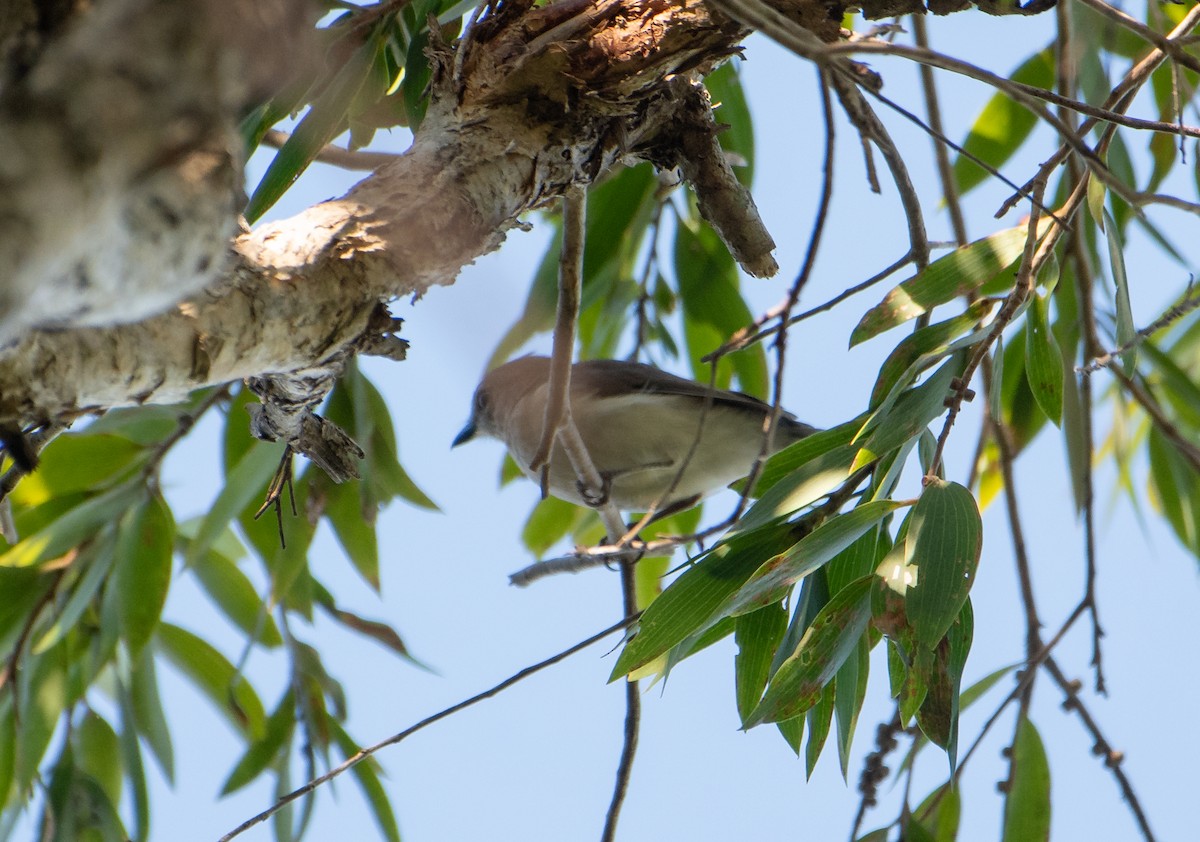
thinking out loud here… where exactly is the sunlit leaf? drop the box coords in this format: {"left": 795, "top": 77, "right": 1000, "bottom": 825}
{"left": 851, "top": 223, "right": 1048, "bottom": 345}
{"left": 905, "top": 480, "right": 982, "bottom": 648}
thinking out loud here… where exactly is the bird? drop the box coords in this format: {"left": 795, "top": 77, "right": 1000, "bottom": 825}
{"left": 453, "top": 355, "right": 816, "bottom": 515}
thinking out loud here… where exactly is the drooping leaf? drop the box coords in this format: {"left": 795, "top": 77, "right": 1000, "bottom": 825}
{"left": 111, "top": 494, "right": 175, "bottom": 659}
{"left": 745, "top": 576, "right": 874, "bottom": 726}
{"left": 1103, "top": 208, "right": 1137, "bottom": 374}
{"left": 156, "top": 623, "right": 266, "bottom": 739}
{"left": 610, "top": 522, "right": 795, "bottom": 679}
{"left": 222, "top": 690, "right": 297, "bottom": 795}
{"left": 1002, "top": 717, "right": 1052, "bottom": 842}
{"left": 904, "top": 480, "right": 983, "bottom": 649}
{"left": 734, "top": 603, "right": 788, "bottom": 723}
{"left": 1024, "top": 293, "right": 1064, "bottom": 426}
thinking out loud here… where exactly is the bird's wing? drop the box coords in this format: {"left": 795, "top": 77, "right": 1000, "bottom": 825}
{"left": 573, "top": 359, "right": 815, "bottom": 437}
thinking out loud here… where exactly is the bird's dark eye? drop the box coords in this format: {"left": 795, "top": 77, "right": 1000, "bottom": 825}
{"left": 474, "top": 390, "right": 490, "bottom": 414}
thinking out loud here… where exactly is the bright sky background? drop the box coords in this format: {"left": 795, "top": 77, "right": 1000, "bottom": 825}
{"left": 67, "top": 8, "right": 1199, "bottom": 842}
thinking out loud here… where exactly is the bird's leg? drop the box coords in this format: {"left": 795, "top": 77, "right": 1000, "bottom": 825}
{"left": 629, "top": 494, "right": 702, "bottom": 531}
{"left": 576, "top": 472, "right": 612, "bottom": 507}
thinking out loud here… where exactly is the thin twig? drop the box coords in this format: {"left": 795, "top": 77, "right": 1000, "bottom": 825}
{"left": 601, "top": 557, "right": 641, "bottom": 842}
{"left": 1043, "top": 656, "right": 1157, "bottom": 842}
{"left": 1072, "top": 0, "right": 1200, "bottom": 77}
{"left": 260, "top": 129, "right": 400, "bottom": 171}
{"left": 1112, "top": 367, "right": 1200, "bottom": 473}
{"left": 1055, "top": 11, "right": 1108, "bottom": 696}
{"left": 218, "top": 613, "right": 642, "bottom": 842}
{"left": 728, "top": 66, "right": 837, "bottom": 526}
{"left": 1078, "top": 287, "right": 1200, "bottom": 373}
{"left": 706, "top": 250, "right": 916, "bottom": 360}
{"left": 913, "top": 16, "right": 968, "bottom": 249}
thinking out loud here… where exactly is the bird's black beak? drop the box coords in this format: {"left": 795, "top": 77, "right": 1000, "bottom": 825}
{"left": 452, "top": 420, "right": 477, "bottom": 448}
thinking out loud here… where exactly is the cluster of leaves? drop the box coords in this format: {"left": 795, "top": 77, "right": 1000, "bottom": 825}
{"left": 243, "top": 0, "right": 474, "bottom": 222}
{"left": 0, "top": 365, "right": 433, "bottom": 841}
{"left": 495, "top": 4, "right": 1200, "bottom": 839}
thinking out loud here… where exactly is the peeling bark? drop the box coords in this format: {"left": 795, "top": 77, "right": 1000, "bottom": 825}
{"left": 0, "top": 0, "right": 761, "bottom": 435}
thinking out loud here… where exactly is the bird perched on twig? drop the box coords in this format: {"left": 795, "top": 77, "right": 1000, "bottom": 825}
{"left": 453, "top": 355, "right": 816, "bottom": 515}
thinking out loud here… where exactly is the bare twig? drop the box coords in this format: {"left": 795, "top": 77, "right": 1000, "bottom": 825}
{"left": 1078, "top": 287, "right": 1200, "bottom": 373}
{"left": 1072, "top": 0, "right": 1200, "bottom": 77}
{"left": 1112, "top": 367, "right": 1200, "bottom": 474}
{"left": 218, "top": 613, "right": 642, "bottom": 842}
{"left": 706, "top": 250, "right": 917, "bottom": 360}
{"left": 601, "top": 555, "right": 641, "bottom": 842}
{"left": 848, "top": 708, "right": 904, "bottom": 842}
{"left": 1043, "top": 656, "right": 1157, "bottom": 842}
{"left": 260, "top": 129, "right": 400, "bottom": 171}
{"left": 913, "top": 16, "right": 968, "bottom": 249}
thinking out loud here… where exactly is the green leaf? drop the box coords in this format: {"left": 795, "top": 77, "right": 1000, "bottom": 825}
{"left": 187, "top": 441, "right": 285, "bottom": 566}
{"left": 75, "top": 712, "right": 122, "bottom": 808}
{"left": 32, "top": 528, "right": 118, "bottom": 654}
{"left": 188, "top": 534, "right": 283, "bottom": 648}
{"left": 330, "top": 721, "right": 402, "bottom": 842}
{"left": 1002, "top": 717, "right": 1052, "bottom": 842}
{"left": 853, "top": 353, "right": 965, "bottom": 471}
{"left": 718, "top": 500, "right": 909, "bottom": 620}
{"left": 222, "top": 690, "right": 297, "bottom": 795}
{"left": 734, "top": 603, "right": 787, "bottom": 723}
{"left": 245, "top": 33, "right": 381, "bottom": 222}
{"left": 804, "top": 680, "right": 835, "bottom": 778}
{"left": 14, "top": 644, "right": 67, "bottom": 793}
{"left": 522, "top": 496, "right": 585, "bottom": 557}
{"left": 834, "top": 635, "right": 869, "bottom": 779}
{"left": 675, "top": 220, "right": 767, "bottom": 394}
{"left": 736, "top": 444, "right": 859, "bottom": 533}
{"left": 905, "top": 480, "right": 983, "bottom": 648}
{"left": 116, "top": 676, "right": 151, "bottom": 841}
{"left": 914, "top": 785, "right": 962, "bottom": 842}
{"left": 129, "top": 651, "right": 174, "bottom": 782}
{"left": 870, "top": 300, "right": 996, "bottom": 408}
{"left": 156, "top": 623, "right": 266, "bottom": 739}
{"left": 851, "top": 223, "right": 1048, "bottom": 345}
{"left": 610, "top": 522, "right": 795, "bottom": 679}
{"left": 0, "top": 482, "right": 136, "bottom": 569}
{"left": 746, "top": 576, "right": 874, "bottom": 726}
{"left": 323, "top": 479, "right": 381, "bottom": 590}
{"left": 952, "top": 48, "right": 1055, "bottom": 196}
{"left": 750, "top": 416, "right": 864, "bottom": 494}
{"left": 1024, "top": 293, "right": 1064, "bottom": 425}
{"left": 1103, "top": 208, "right": 1137, "bottom": 374}
{"left": 26, "top": 433, "right": 146, "bottom": 496}
{"left": 112, "top": 495, "right": 175, "bottom": 659}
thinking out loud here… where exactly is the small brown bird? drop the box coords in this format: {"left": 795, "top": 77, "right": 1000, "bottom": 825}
{"left": 453, "top": 356, "right": 816, "bottom": 513}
